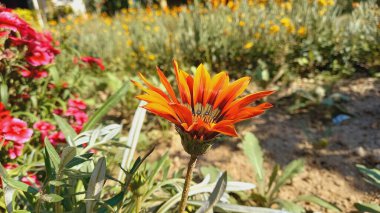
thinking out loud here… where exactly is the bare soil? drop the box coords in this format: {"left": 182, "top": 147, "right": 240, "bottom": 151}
{"left": 147, "top": 77, "right": 380, "bottom": 212}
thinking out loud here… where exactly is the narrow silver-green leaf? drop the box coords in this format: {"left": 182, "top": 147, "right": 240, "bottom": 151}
{"left": 2, "top": 178, "right": 38, "bottom": 195}
{"left": 59, "top": 147, "right": 77, "bottom": 171}
{"left": 356, "top": 164, "right": 380, "bottom": 188}
{"left": 242, "top": 133, "right": 265, "bottom": 187}
{"left": 296, "top": 194, "right": 341, "bottom": 212}
{"left": 83, "top": 82, "right": 129, "bottom": 131}
{"left": 189, "top": 201, "right": 288, "bottom": 213}
{"left": 276, "top": 200, "right": 304, "bottom": 213}
{"left": 53, "top": 114, "right": 77, "bottom": 145}
{"left": 86, "top": 157, "right": 107, "bottom": 213}
{"left": 42, "top": 194, "right": 64, "bottom": 203}
{"left": 196, "top": 172, "right": 227, "bottom": 213}
{"left": 44, "top": 138, "right": 60, "bottom": 172}
{"left": 354, "top": 202, "right": 380, "bottom": 213}
{"left": 4, "top": 185, "right": 15, "bottom": 213}
{"left": 272, "top": 159, "right": 304, "bottom": 194}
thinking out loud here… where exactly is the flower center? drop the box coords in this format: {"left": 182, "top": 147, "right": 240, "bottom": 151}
{"left": 193, "top": 103, "right": 221, "bottom": 124}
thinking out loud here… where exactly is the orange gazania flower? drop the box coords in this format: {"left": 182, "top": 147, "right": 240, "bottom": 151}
{"left": 133, "top": 61, "right": 274, "bottom": 141}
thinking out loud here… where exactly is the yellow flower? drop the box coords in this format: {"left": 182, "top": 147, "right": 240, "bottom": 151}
{"left": 243, "top": 42, "right": 254, "bottom": 49}
{"left": 227, "top": 16, "right": 233, "bottom": 23}
{"left": 280, "top": 17, "right": 295, "bottom": 33}
{"left": 297, "top": 26, "right": 307, "bottom": 36}
{"left": 127, "top": 39, "right": 133, "bottom": 47}
{"left": 148, "top": 54, "right": 156, "bottom": 61}
{"left": 281, "top": 2, "right": 292, "bottom": 11}
{"left": 153, "top": 26, "right": 160, "bottom": 32}
{"left": 239, "top": 21, "right": 246, "bottom": 27}
{"left": 269, "top": 25, "right": 280, "bottom": 34}
{"left": 254, "top": 32, "right": 261, "bottom": 39}
{"left": 259, "top": 23, "right": 266, "bottom": 29}
{"left": 65, "top": 25, "right": 72, "bottom": 31}
{"left": 318, "top": 0, "right": 334, "bottom": 6}
{"left": 48, "top": 20, "right": 57, "bottom": 26}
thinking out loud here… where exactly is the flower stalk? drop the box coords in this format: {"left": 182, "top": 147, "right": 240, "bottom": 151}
{"left": 178, "top": 155, "right": 198, "bottom": 213}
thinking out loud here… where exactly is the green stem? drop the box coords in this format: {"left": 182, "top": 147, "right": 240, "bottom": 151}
{"left": 178, "top": 155, "right": 198, "bottom": 213}
{"left": 135, "top": 196, "right": 142, "bottom": 213}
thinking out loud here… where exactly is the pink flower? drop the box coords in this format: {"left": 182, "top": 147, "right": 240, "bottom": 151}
{"left": 21, "top": 172, "right": 40, "bottom": 186}
{"left": 1, "top": 118, "right": 33, "bottom": 144}
{"left": 48, "top": 131, "right": 65, "bottom": 146}
{"left": 25, "top": 44, "right": 55, "bottom": 66}
{"left": 53, "top": 108, "right": 64, "bottom": 115}
{"left": 73, "top": 111, "right": 88, "bottom": 126}
{"left": 6, "top": 142, "right": 24, "bottom": 159}
{"left": 0, "top": 102, "right": 10, "bottom": 120}
{"left": 68, "top": 99, "right": 87, "bottom": 110}
{"left": 80, "top": 56, "right": 105, "bottom": 71}
{"left": 33, "top": 121, "right": 56, "bottom": 140}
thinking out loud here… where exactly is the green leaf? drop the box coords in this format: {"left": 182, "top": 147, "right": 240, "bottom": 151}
{"left": 65, "top": 153, "right": 94, "bottom": 168}
{"left": 53, "top": 114, "right": 77, "bottom": 145}
{"left": 98, "top": 191, "right": 125, "bottom": 213}
{"left": 267, "top": 165, "right": 279, "bottom": 192}
{"left": 13, "top": 211, "right": 31, "bottom": 213}
{"left": 59, "top": 147, "right": 77, "bottom": 171}
{"left": 242, "top": 133, "right": 265, "bottom": 189}
{"left": 147, "top": 152, "right": 169, "bottom": 186}
{"left": 196, "top": 172, "right": 228, "bottom": 213}
{"left": 189, "top": 201, "right": 289, "bottom": 213}
{"left": 272, "top": 159, "right": 304, "bottom": 195}
{"left": 130, "top": 146, "right": 155, "bottom": 174}
{"left": 356, "top": 164, "right": 380, "bottom": 188}
{"left": 354, "top": 202, "right": 380, "bottom": 213}
{"left": 296, "top": 195, "right": 341, "bottom": 212}
{"left": 3, "top": 184, "right": 15, "bottom": 213}
{"left": 276, "top": 199, "right": 305, "bottom": 213}
{"left": 1, "top": 82, "right": 8, "bottom": 105}
{"left": 201, "top": 166, "right": 221, "bottom": 183}
{"left": 49, "top": 181, "right": 65, "bottom": 187}
{"left": 83, "top": 82, "right": 129, "bottom": 131}
{"left": 44, "top": 138, "right": 60, "bottom": 173}
{"left": 2, "top": 177, "right": 38, "bottom": 195}
{"left": 42, "top": 194, "right": 64, "bottom": 203}
{"left": 86, "top": 157, "right": 107, "bottom": 213}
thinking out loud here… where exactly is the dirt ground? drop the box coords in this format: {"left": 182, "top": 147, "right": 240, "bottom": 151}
{"left": 148, "top": 77, "right": 380, "bottom": 212}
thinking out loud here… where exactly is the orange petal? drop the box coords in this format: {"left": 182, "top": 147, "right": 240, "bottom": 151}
{"left": 213, "top": 76, "right": 250, "bottom": 110}
{"left": 138, "top": 72, "right": 170, "bottom": 101}
{"left": 156, "top": 67, "right": 179, "bottom": 103}
{"left": 222, "top": 90, "right": 275, "bottom": 114}
{"left": 203, "top": 71, "right": 229, "bottom": 106}
{"left": 173, "top": 60, "right": 192, "bottom": 105}
{"left": 169, "top": 103, "right": 193, "bottom": 126}
{"left": 193, "top": 64, "right": 211, "bottom": 106}
{"left": 212, "top": 121, "right": 238, "bottom": 137}
{"left": 143, "top": 103, "right": 180, "bottom": 125}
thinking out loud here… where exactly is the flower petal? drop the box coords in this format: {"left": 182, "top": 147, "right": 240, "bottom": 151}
{"left": 156, "top": 66, "right": 179, "bottom": 103}
{"left": 213, "top": 76, "right": 250, "bottom": 110}
{"left": 193, "top": 64, "right": 211, "bottom": 106}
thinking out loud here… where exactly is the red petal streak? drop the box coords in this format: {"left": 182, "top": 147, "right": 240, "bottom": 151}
{"left": 222, "top": 90, "right": 275, "bottom": 114}
{"left": 169, "top": 103, "right": 193, "bottom": 126}
{"left": 213, "top": 77, "right": 250, "bottom": 110}
{"left": 156, "top": 67, "right": 179, "bottom": 103}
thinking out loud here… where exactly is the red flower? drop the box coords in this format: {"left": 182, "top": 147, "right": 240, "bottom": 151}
{"left": 48, "top": 131, "right": 65, "bottom": 146}
{"left": 34, "top": 121, "right": 55, "bottom": 132}
{"left": 1, "top": 118, "right": 33, "bottom": 144}
{"left": 68, "top": 98, "right": 87, "bottom": 110}
{"left": 53, "top": 108, "right": 64, "bottom": 115}
{"left": 80, "top": 56, "right": 105, "bottom": 71}
{"left": 6, "top": 142, "right": 24, "bottom": 159}
{"left": 0, "top": 102, "right": 10, "bottom": 120}
{"left": 21, "top": 172, "right": 40, "bottom": 187}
